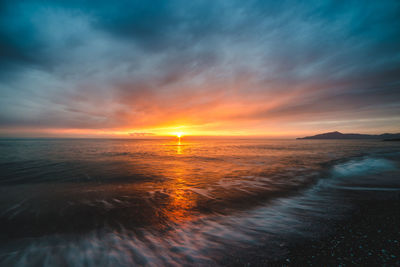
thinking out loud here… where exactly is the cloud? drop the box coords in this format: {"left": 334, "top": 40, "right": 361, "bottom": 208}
{"left": 0, "top": 0, "right": 399, "bottom": 136}
{"left": 129, "top": 132, "right": 155, "bottom": 137}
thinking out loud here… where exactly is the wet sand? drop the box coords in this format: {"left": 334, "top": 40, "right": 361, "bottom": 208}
{"left": 221, "top": 192, "right": 400, "bottom": 266}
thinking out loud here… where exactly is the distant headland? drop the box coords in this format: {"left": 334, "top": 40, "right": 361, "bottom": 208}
{"left": 297, "top": 131, "right": 400, "bottom": 140}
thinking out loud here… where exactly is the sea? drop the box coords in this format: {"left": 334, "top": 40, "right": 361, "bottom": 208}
{"left": 0, "top": 138, "right": 399, "bottom": 266}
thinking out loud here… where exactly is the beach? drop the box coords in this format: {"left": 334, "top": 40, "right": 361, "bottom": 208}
{"left": 221, "top": 191, "right": 400, "bottom": 266}
{"left": 0, "top": 138, "right": 399, "bottom": 266}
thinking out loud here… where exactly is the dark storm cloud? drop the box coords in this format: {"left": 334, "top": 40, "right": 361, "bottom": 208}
{"left": 0, "top": 0, "right": 399, "bottom": 135}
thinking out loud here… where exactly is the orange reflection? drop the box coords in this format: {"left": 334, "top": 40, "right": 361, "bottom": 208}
{"left": 165, "top": 185, "right": 195, "bottom": 222}
{"left": 161, "top": 157, "right": 197, "bottom": 223}
{"left": 117, "top": 139, "right": 198, "bottom": 224}
{"left": 177, "top": 138, "right": 182, "bottom": 154}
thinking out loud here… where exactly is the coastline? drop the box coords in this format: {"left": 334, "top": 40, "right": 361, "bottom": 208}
{"left": 220, "top": 192, "right": 400, "bottom": 266}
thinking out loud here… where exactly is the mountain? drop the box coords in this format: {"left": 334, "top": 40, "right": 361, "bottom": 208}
{"left": 297, "top": 131, "right": 400, "bottom": 140}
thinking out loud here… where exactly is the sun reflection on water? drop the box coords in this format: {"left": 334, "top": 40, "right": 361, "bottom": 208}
{"left": 160, "top": 157, "right": 198, "bottom": 223}
{"left": 177, "top": 139, "right": 182, "bottom": 154}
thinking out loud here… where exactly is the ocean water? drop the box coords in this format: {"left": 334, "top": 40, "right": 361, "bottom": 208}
{"left": 0, "top": 138, "right": 399, "bottom": 266}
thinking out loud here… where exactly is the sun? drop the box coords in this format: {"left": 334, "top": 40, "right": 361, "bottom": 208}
{"left": 170, "top": 128, "right": 186, "bottom": 138}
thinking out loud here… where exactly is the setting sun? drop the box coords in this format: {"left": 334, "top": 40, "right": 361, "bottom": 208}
{"left": 1, "top": 1, "right": 399, "bottom": 266}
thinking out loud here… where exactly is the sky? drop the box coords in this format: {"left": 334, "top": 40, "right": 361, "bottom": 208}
{"left": 0, "top": 0, "right": 399, "bottom": 138}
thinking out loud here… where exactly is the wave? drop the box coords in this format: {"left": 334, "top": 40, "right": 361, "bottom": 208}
{"left": 332, "top": 157, "right": 397, "bottom": 177}
{"left": 5, "top": 156, "right": 396, "bottom": 266}
{"left": 1, "top": 139, "right": 399, "bottom": 266}
{"left": 0, "top": 184, "right": 343, "bottom": 267}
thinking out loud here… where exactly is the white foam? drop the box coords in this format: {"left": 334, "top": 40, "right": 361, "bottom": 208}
{"left": 189, "top": 188, "right": 215, "bottom": 199}
{"left": 1, "top": 183, "right": 343, "bottom": 267}
{"left": 332, "top": 158, "right": 397, "bottom": 177}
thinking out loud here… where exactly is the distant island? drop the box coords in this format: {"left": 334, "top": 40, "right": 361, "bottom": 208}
{"left": 297, "top": 131, "right": 400, "bottom": 140}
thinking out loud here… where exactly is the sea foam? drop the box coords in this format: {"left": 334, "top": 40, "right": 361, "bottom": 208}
{"left": 332, "top": 157, "right": 397, "bottom": 177}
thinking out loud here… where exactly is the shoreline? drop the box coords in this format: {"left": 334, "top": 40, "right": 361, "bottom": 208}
{"left": 220, "top": 192, "right": 400, "bottom": 266}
